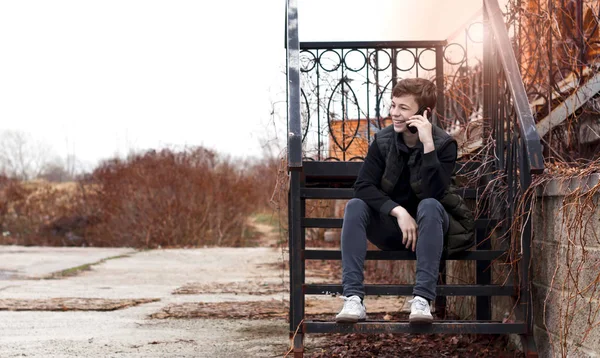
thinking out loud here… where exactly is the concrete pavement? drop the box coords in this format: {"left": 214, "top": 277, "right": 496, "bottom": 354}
{"left": 0, "top": 246, "right": 291, "bottom": 357}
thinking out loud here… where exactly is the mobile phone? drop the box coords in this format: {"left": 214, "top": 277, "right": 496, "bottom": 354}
{"left": 408, "top": 106, "right": 428, "bottom": 133}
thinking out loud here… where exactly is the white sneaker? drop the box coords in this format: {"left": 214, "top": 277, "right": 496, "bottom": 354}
{"left": 335, "top": 295, "right": 367, "bottom": 323}
{"left": 400, "top": 296, "right": 436, "bottom": 313}
{"left": 408, "top": 296, "right": 433, "bottom": 324}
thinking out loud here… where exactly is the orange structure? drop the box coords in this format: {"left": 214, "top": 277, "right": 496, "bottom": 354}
{"left": 520, "top": 0, "right": 600, "bottom": 85}
{"left": 328, "top": 118, "right": 392, "bottom": 160}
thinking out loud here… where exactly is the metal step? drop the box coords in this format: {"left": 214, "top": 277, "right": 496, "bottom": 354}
{"left": 302, "top": 160, "right": 484, "bottom": 180}
{"left": 303, "top": 320, "right": 527, "bottom": 334}
{"left": 300, "top": 187, "right": 483, "bottom": 199}
{"left": 302, "top": 161, "right": 362, "bottom": 180}
{"left": 304, "top": 249, "right": 506, "bottom": 261}
{"left": 302, "top": 218, "right": 498, "bottom": 230}
{"left": 303, "top": 284, "right": 515, "bottom": 296}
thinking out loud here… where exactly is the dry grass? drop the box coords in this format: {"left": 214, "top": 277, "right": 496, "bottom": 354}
{"left": 0, "top": 147, "right": 279, "bottom": 248}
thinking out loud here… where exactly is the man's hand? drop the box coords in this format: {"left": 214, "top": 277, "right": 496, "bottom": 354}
{"left": 407, "top": 109, "right": 434, "bottom": 152}
{"left": 391, "top": 206, "right": 418, "bottom": 252}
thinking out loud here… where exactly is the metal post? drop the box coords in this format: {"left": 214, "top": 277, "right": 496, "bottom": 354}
{"left": 519, "top": 141, "right": 533, "bottom": 335}
{"left": 391, "top": 49, "right": 397, "bottom": 89}
{"left": 483, "top": 3, "right": 491, "bottom": 141}
{"left": 295, "top": 181, "right": 306, "bottom": 357}
{"left": 288, "top": 190, "right": 294, "bottom": 333}
{"left": 518, "top": 140, "right": 536, "bottom": 357}
{"left": 436, "top": 260, "right": 447, "bottom": 318}
{"left": 435, "top": 45, "right": 445, "bottom": 127}
{"left": 286, "top": 0, "right": 304, "bottom": 356}
{"left": 287, "top": 0, "right": 302, "bottom": 168}
{"left": 366, "top": 48, "right": 371, "bottom": 141}
{"left": 476, "top": 226, "right": 491, "bottom": 320}
{"left": 290, "top": 172, "right": 304, "bottom": 357}
{"left": 317, "top": 50, "right": 321, "bottom": 160}
{"left": 480, "top": 0, "right": 495, "bottom": 324}
{"left": 491, "top": 54, "right": 501, "bottom": 169}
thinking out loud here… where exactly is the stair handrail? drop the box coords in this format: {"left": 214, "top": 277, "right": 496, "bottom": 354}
{"left": 484, "top": 0, "right": 544, "bottom": 174}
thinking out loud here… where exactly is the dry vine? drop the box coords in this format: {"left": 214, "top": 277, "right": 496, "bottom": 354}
{"left": 500, "top": 1, "right": 600, "bottom": 355}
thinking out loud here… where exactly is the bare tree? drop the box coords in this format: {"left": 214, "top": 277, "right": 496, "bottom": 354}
{"left": 37, "top": 156, "right": 76, "bottom": 182}
{"left": 0, "top": 130, "right": 53, "bottom": 180}
{"left": 258, "top": 99, "right": 287, "bottom": 159}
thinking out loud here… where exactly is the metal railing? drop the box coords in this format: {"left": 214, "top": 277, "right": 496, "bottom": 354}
{"left": 297, "top": 41, "right": 446, "bottom": 161}
{"left": 290, "top": 19, "right": 493, "bottom": 162}
{"left": 483, "top": 0, "right": 544, "bottom": 339}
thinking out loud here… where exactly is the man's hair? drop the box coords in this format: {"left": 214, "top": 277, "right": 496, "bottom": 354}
{"left": 391, "top": 78, "right": 437, "bottom": 110}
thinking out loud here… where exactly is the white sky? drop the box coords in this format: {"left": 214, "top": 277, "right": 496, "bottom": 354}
{"left": 0, "top": 0, "right": 484, "bottom": 170}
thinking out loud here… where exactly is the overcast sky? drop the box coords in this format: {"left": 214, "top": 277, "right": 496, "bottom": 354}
{"left": 0, "top": 0, "right": 483, "bottom": 170}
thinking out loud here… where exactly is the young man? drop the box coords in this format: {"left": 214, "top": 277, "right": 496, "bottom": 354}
{"left": 335, "top": 78, "right": 475, "bottom": 324}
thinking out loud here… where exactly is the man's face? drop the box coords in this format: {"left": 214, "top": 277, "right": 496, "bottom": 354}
{"left": 390, "top": 95, "right": 420, "bottom": 133}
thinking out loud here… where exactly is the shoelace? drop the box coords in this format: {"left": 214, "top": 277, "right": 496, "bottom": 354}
{"left": 340, "top": 295, "right": 362, "bottom": 310}
{"left": 408, "top": 298, "right": 428, "bottom": 311}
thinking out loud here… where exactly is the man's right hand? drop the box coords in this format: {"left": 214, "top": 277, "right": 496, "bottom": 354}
{"left": 391, "top": 206, "right": 418, "bottom": 252}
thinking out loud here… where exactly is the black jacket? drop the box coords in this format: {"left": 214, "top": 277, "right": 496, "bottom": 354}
{"left": 353, "top": 124, "right": 475, "bottom": 254}
{"left": 353, "top": 127, "right": 457, "bottom": 216}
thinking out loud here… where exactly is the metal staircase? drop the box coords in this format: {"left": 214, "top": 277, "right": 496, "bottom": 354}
{"left": 285, "top": 0, "right": 544, "bottom": 356}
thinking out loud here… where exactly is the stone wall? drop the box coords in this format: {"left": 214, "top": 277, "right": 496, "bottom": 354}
{"left": 442, "top": 174, "right": 600, "bottom": 357}
{"left": 531, "top": 174, "right": 600, "bottom": 357}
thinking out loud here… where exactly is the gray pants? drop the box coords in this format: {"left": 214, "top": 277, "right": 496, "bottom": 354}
{"left": 341, "top": 198, "right": 449, "bottom": 302}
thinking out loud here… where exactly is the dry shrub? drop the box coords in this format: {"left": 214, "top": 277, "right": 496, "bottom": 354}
{"left": 0, "top": 177, "right": 87, "bottom": 246}
{"left": 85, "top": 148, "right": 274, "bottom": 248}
{"left": 0, "top": 147, "right": 280, "bottom": 248}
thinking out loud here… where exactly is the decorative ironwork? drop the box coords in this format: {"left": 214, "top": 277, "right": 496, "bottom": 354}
{"left": 299, "top": 44, "right": 446, "bottom": 161}
{"left": 295, "top": 17, "right": 491, "bottom": 161}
